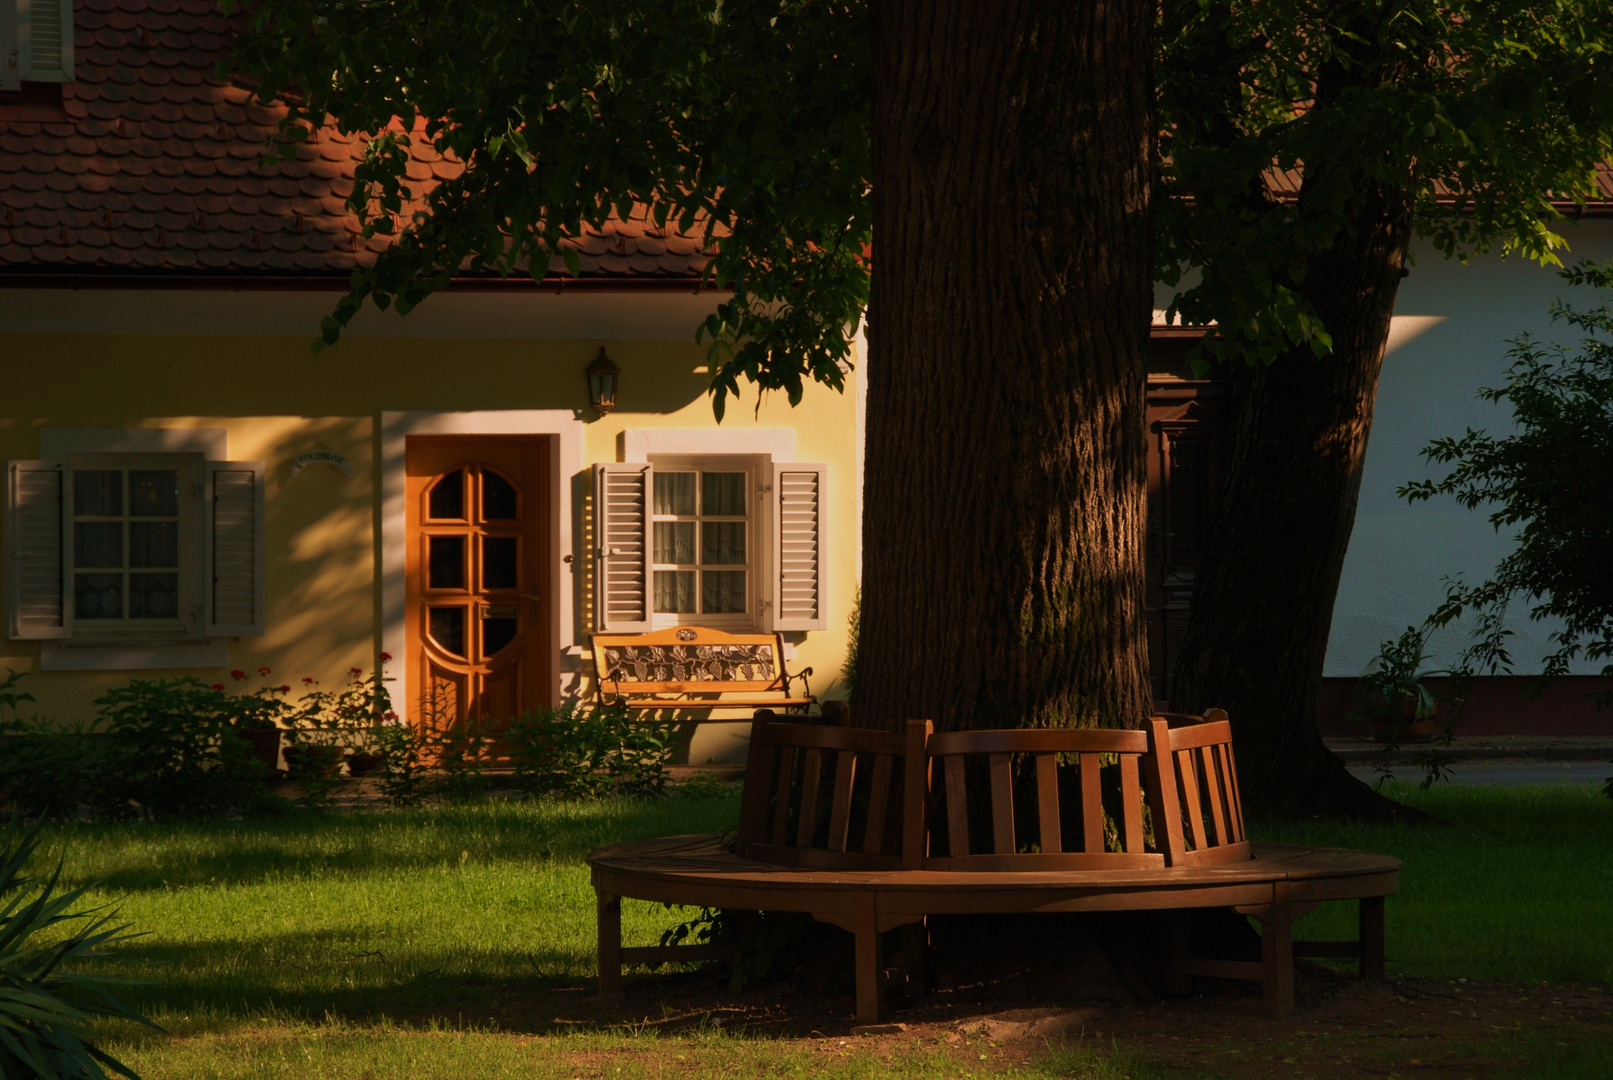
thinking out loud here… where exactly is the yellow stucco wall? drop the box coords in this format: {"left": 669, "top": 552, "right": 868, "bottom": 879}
{"left": 0, "top": 328, "right": 859, "bottom": 760}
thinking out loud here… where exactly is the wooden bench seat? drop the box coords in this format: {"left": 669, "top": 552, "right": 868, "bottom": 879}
{"left": 588, "top": 712, "right": 1400, "bottom": 1023}
{"left": 590, "top": 627, "right": 816, "bottom": 714}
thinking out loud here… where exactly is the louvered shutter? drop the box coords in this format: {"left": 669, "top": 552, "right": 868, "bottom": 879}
{"left": 771, "top": 463, "right": 828, "bottom": 631}
{"left": 15, "top": 0, "right": 75, "bottom": 84}
{"left": 4, "top": 460, "right": 67, "bottom": 640}
{"left": 207, "top": 461, "right": 265, "bottom": 637}
{"left": 593, "top": 462, "right": 652, "bottom": 632}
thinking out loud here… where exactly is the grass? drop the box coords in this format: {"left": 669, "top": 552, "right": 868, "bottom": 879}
{"left": 27, "top": 781, "right": 1613, "bottom": 1079}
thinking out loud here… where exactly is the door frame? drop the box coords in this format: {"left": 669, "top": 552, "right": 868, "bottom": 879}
{"left": 380, "top": 411, "right": 584, "bottom": 725}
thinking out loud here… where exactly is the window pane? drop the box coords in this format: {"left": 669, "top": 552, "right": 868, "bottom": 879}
{"left": 653, "top": 472, "right": 696, "bottom": 516}
{"left": 74, "top": 470, "right": 122, "bottom": 516}
{"left": 483, "top": 616, "right": 519, "bottom": 656}
{"left": 482, "top": 471, "right": 518, "bottom": 520}
{"left": 429, "top": 606, "right": 466, "bottom": 657}
{"left": 702, "top": 570, "right": 747, "bottom": 614}
{"left": 653, "top": 521, "right": 696, "bottom": 564}
{"left": 702, "top": 472, "right": 746, "bottom": 516}
{"left": 75, "top": 572, "right": 122, "bottom": 620}
{"left": 428, "top": 536, "right": 466, "bottom": 590}
{"left": 482, "top": 536, "right": 518, "bottom": 589}
{"left": 74, "top": 522, "right": 123, "bottom": 568}
{"left": 428, "top": 471, "right": 465, "bottom": 519}
{"left": 129, "top": 521, "right": 178, "bottom": 568}
{"left": 129, "top": 470, "right": 179, "bottom": 517}
{"left": 129, "top": 572, "right": 179, "bottom": 619}
{"left": 654, "top": 570, "right": 696, "bottom": 613}
{"left": 701, "top": 521, "right": 746, "bottom": 565}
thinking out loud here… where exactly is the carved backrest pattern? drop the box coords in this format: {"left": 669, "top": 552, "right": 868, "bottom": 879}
{"left": 1145, "top": 710, "right": 1251, "bottom": 867}
{"left": 590, "top": 627, "right": 791, "bottom": 695}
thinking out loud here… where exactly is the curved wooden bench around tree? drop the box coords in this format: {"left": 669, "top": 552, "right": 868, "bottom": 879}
{"left": 588, "top": 712, "right": 1400, "bottom": 1023}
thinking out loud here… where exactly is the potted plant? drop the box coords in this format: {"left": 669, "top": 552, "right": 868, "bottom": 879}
{"left": 1356, "top": 626, "right": 1446, "bottom": 744}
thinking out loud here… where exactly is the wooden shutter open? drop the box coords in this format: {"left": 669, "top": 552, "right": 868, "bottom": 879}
{"left": 772, "top": 463, "right": 828, "bottom": 631}
{"left": 207, "top": 461, "right": 265, "bottom": 637}
{"left": 4, "top": 459, "right": 67, "bottom": 640}
{"left": 15, "top": 0, "right": 75, "bottom": 84}
{"left": 593, "top": 462, "right": 652, "bottom": 632}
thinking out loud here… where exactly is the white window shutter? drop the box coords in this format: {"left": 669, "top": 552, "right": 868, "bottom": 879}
{"left": 772, "top": 463, "right": 828, "bottom": 631}
{"left": 16, "top": 0, "right": 74, "bottom": 84}
{"left": 593, "top": 462, "right": 652, "bottom": 632}
{"left": 207, "top": 461, "right": 265, "bottom": 637}
{"left": 5, "top": 460, "right": 67, "bottom": 640}
{"left": 1, "top": 2, "right": 17, "bottom": 92}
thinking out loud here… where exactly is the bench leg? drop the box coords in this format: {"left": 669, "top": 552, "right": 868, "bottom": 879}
{"left": 597, "top": 890, "right": 623, "bottom": 995}
{"left": 854, "top": 903, "right": 881, "bottom": 1025}
{"left": 1261, "top": 885, "right": 1294, "bottom": 1019}
{"left": 1359, "top": 895, "right": 1385, "bottom": 980}
{"left": 1161, "top": 910, "right": 1192, "bottom": 995}
{"left": 902, "top": 919, "right": 926, "bottom": 1000}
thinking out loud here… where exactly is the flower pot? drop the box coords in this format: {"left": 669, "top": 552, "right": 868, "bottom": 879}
{"left": 1370, "top": 712, "right": 1437, "bottom": 744}
{"left": 344, "top": 750, "right": 383, "bottom": 778}
{"left": 244, "top": 729, "right": 284, "bottom": 773}
{"left": 284, "top": 743, "right": 343, "bottom": 779}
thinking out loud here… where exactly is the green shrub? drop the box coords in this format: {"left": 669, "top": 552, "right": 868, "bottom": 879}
{"left": 506, "top": 703, "right": 674, "bottom": 799}
{"left": 0, "top": 820, "right": 155, "bottom": 1079}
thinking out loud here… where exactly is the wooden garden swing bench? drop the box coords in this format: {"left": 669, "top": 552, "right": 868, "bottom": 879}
{"left": 588, "top": 710, "right": 1400, "bottom": 1024}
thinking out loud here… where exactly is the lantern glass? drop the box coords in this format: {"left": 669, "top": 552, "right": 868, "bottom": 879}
{"left": 586, "top": 349, "right": 620, "bottom": 415}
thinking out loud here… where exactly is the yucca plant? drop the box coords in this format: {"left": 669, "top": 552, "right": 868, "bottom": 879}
{"left": 0, "top": 821, "right": 155, "bottom": 1080}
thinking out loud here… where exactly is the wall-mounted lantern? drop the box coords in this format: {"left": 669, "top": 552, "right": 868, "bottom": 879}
{"left": 586, "top": 347, "right": 620, "bottom": 417}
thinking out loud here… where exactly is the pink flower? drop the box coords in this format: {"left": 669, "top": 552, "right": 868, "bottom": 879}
{"left": 210, "top": 683, "right": 226, "bottom": 691}
{"left": 257, "top": 666, "right": 272, "bottom": 676}
{"left": 230, "top": 670, "right": 248, "bottom": 681}
{"left": 378, "top": 652, "right": 392, "bottom": 663}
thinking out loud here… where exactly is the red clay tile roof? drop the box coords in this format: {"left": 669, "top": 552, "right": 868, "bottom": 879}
{"left": 0, "top": 0, "right": 712, "bottom": 284}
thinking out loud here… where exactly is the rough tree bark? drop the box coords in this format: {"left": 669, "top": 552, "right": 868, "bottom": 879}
{"left": 856, "top": 1, "right": 1154, "bottom": 733}
{"left": 1168, "top": 179, "right": 1422, "bottom": 820}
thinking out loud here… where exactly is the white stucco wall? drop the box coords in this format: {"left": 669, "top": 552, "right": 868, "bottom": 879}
{"left": 1325, "top": 218, "right": 1613, "bottom": 676}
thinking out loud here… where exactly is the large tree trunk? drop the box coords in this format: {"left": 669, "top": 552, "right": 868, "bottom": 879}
{"left": 1168, "top": 181, "right": 1421, "bottom": 820}
{"left": 856, "top": 1, "right": 1154, "bottom": 733}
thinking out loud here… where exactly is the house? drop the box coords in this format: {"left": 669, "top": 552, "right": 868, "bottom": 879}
{"left": 4, "top": 0, "right": 1607, "bottom": 753}
{"left": 0, "top": 0, "right": 855, "bottom": 765}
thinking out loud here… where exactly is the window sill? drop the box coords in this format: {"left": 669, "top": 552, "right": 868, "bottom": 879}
{"left": 41, "top": 639, "right": 229, "bottom": 672}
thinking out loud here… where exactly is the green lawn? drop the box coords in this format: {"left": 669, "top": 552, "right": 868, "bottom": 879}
{"left": 30, "top": 781, "right": 1613, "bottom": 1079}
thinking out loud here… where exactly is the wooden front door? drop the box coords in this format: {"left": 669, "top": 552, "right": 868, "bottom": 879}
{"left": 405, "top": 436, "right": 552, "bottom": 734}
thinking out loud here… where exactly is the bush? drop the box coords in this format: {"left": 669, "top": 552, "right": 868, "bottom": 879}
{"left": 0, "top": 820, "right": 156, "bottom": 1079}
{"left": 506, "top": 703, "right": 674, "bottom": 800}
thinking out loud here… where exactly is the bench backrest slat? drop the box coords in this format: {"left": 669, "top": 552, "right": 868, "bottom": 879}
{"left": 737, "top": 717, "right": 927, "bottom": 869}
{"left": 922, "top": 726, "right": 1163, "bottom": 871}
{"left": 1146, "top": 710, "right": 1252, "bottom": 867}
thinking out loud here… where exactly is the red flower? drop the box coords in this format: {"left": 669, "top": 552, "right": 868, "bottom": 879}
{"left": 210, "top": 683, "right": 226, "bottom": 691}
{"left": 349, "top": 667, "right": 363, "bottom": 676}
{"left": 257, "top": 666, "right": 272, "bottom": 676}
{"left": 378, "top": 652, "right": 392, "bottom": 663}
{"left": 302, "top": 677, "right": 315, "bottom": 685}
{"left": 278, "top": 684, "right": 292, "bottom": 694}
{"left": 382, "top": 710, "right": 398, "bottom": 721}
{"left": 229, "top": 670, "right": 248, "bottom": 681}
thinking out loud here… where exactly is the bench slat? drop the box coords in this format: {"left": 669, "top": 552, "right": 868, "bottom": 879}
{"left": 1035, "top": 753, "right": 1062, "bottom": 855}
{"left": 1201, "top": 745, "right": 1229, "bottom": 846}
{"left": 737, "top": 742, "right": 775, "bottom": 853}
{"left": 772, "top": 746, "right": 795, "bottom": 846}
{"left": 1221, "top": 742, "right": 1244, "bottom": 842}
{"left": 827, "top": 749, "right": 856, "bottom": 852}
{"left": 864, "top": 752, "right": 893, "bottom": 857}
{"left": 1177, "top": 748, "right": 1204, "bottom": 851}
{"left": 989, "top": 753, "right": 1015, "bottom": 855}
{"left": 945, "top": 755, "right": 970, "bottom": 857}
{"left": 929, "top": 728, "right": 1148, "bottom": 756}
{"left": 1120, "top": 753, "right": 1145, "bottom": 854}
{"left": 1081, "top": 752, "right": 1103, "bottom": 853}
{"left": 1165, "top": 719, "right": 1234, "bottom": 752}
{"left": 797, "top": 748, "right": 824, "bottom": 848}
{"left": 924, "top": 851, "right": 1165, "bottom": 872}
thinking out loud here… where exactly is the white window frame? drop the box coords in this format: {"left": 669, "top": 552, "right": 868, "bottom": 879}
{"left": 647, "top": 454, "right": 761, "bottom": 630}
{"left": 17, "top": 428, "right": 240, "bottom": 670}
{"left": 62, "top": 451, "right": 206, "bottom": 644}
